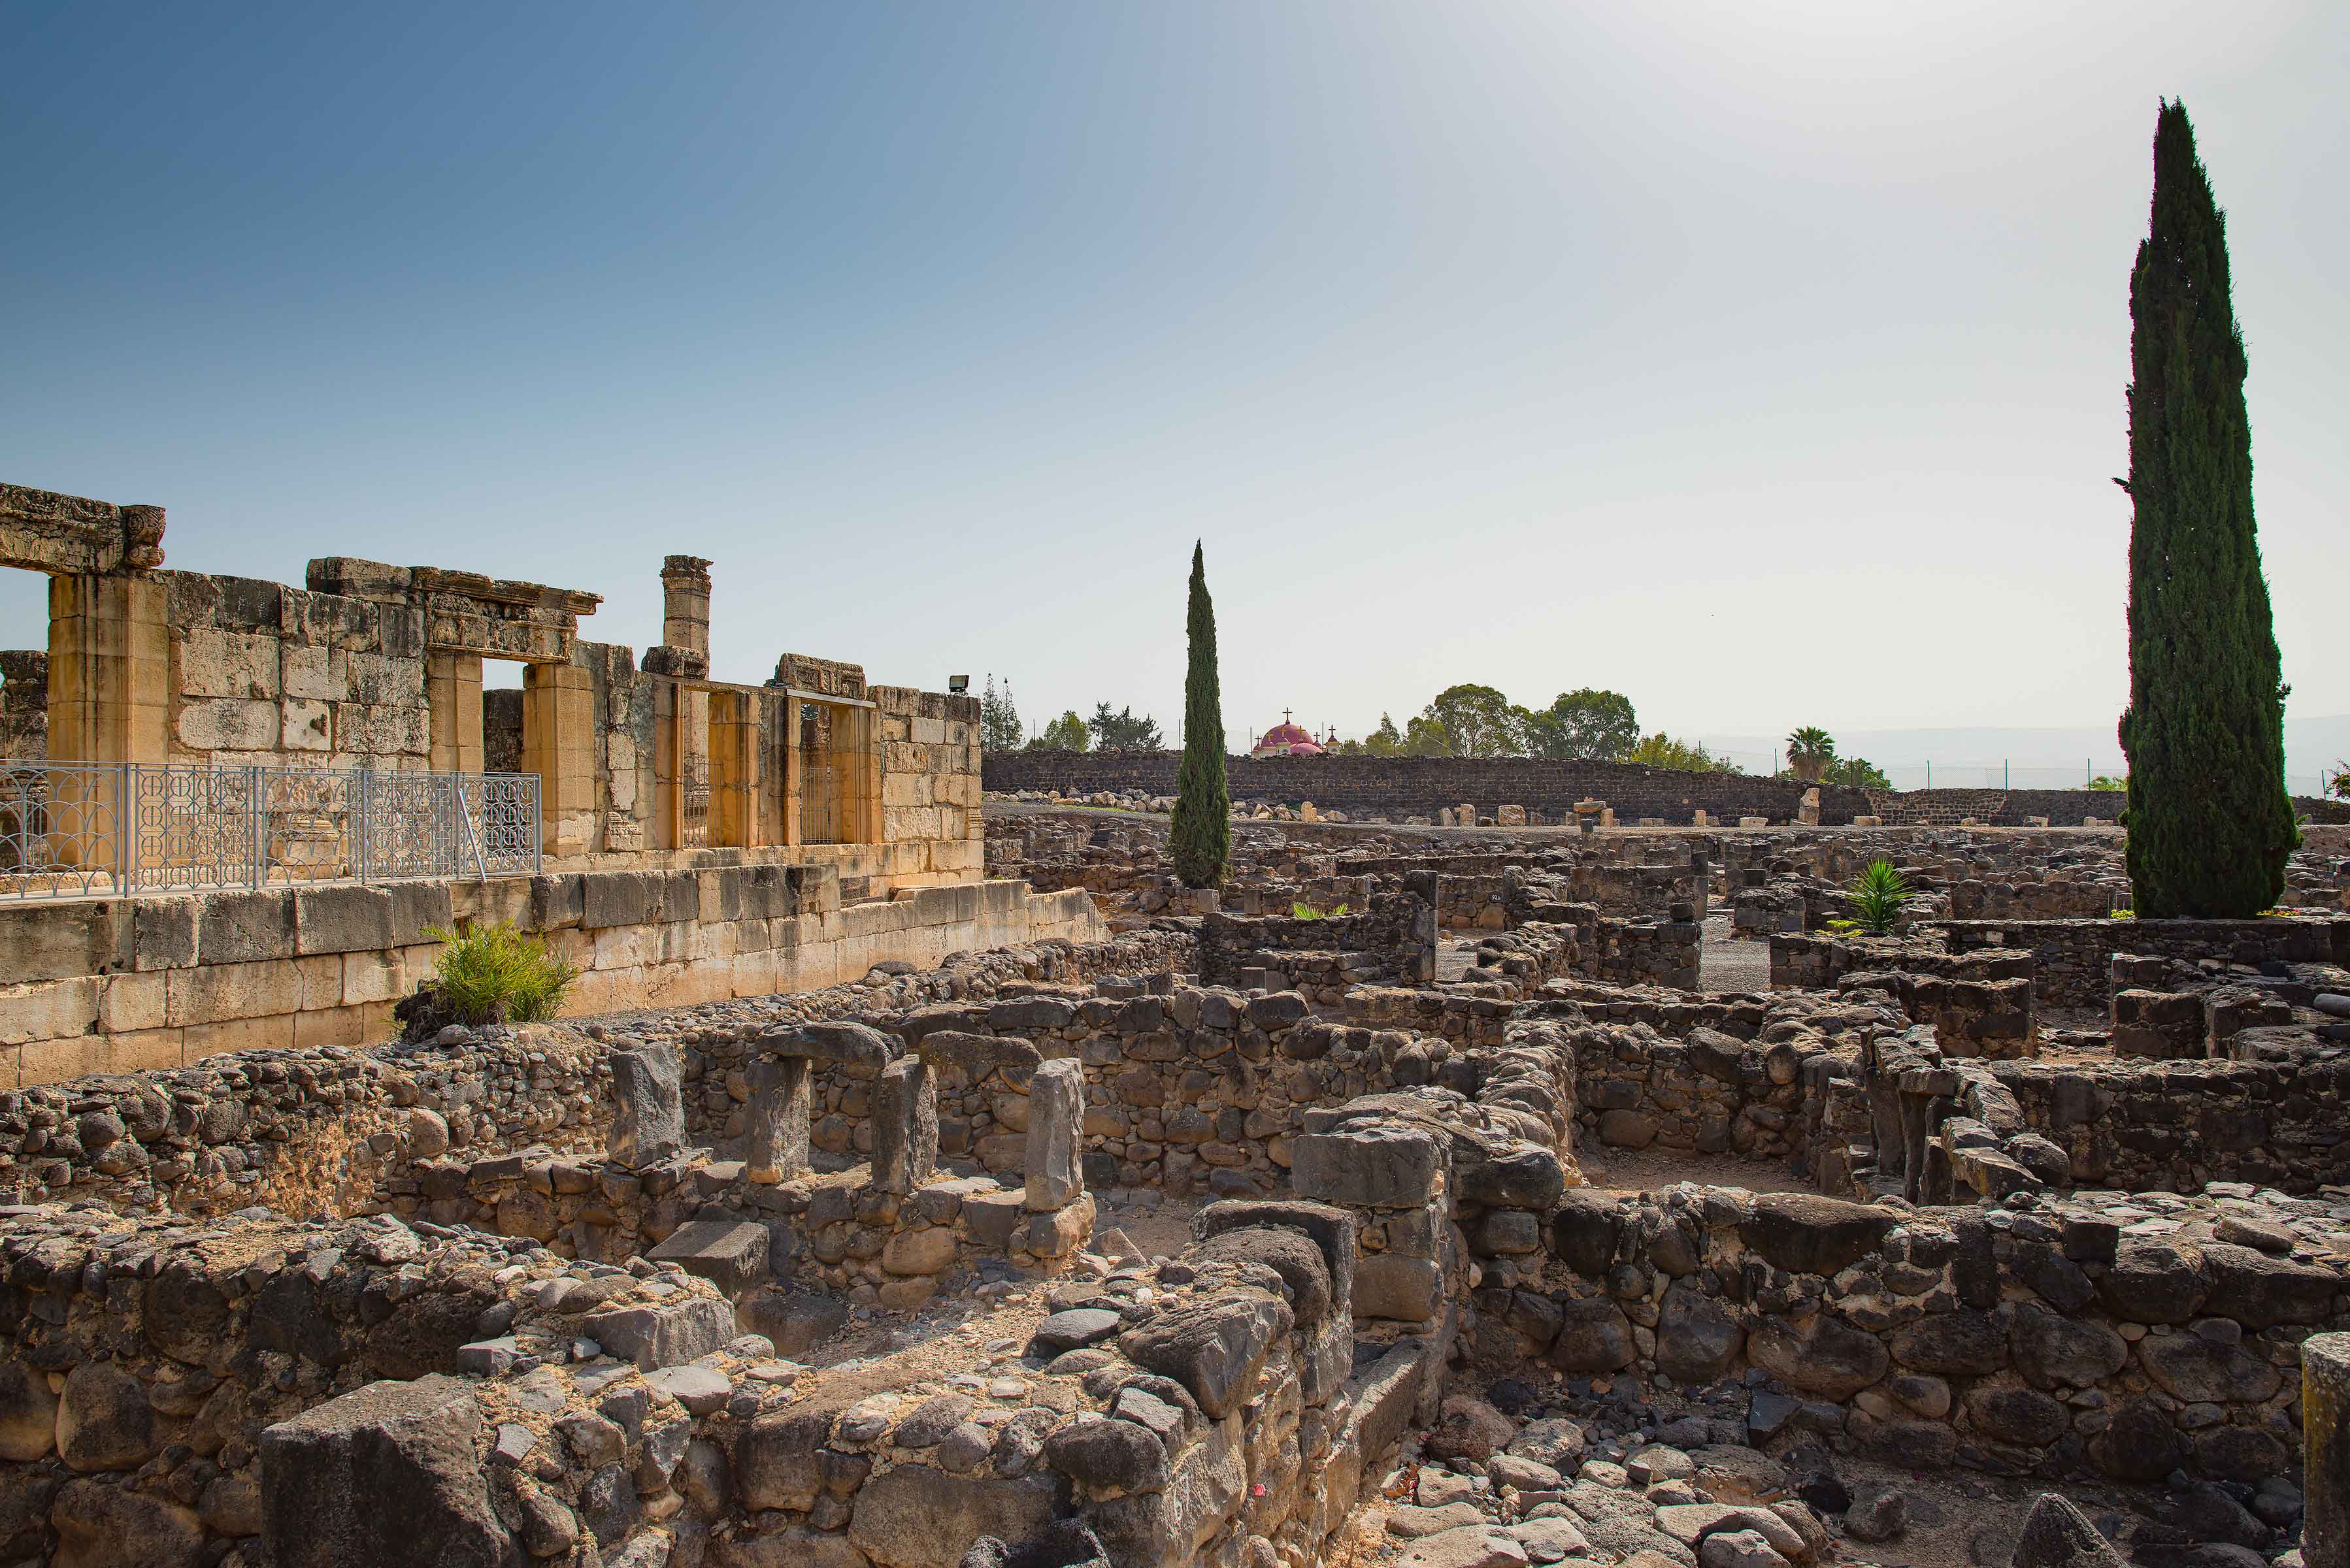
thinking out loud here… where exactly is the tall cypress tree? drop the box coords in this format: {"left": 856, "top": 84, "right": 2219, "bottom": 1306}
{"left": 1170, "top": 542, "right": 1230, "bottom": 887}
{"left": 2118, "top": 101, "right": 2296, "bottom": 917}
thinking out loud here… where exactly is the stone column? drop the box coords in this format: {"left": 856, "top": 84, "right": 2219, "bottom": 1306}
{"left": 2309, "top": 1332, "right": 2350, "bottom": 1568}
{"left": 870, "top": 1057, "right": 937, "bottom": 1194}
{"left": 425, "top": 652, "right": 484, "bottom": 774}
{"left": 521, "top": 659, "right": 596, "bottom": 857}
{"left": 607, "top": 1045, "right": 684, "bottom": 1168}
{"left": 1023, "top": 1058, "right": 1085, "bottom": 1211}
{"left": 660, "top": 555, "right": 713, "bottom": 665}
{"left": 46, "top": 571, "right": 170, "bottom": 765}
{"left": 745, "top": 1055, "right": 811, "bottom": 1184}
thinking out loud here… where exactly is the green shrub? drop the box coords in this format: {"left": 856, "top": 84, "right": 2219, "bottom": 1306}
{"left": 1844, "top": 860, "right": 1910, "bottom": 935}
{"left": 1290, "top": 902, "right": 1348, "bottom": 921}
{"left": 425, "top": 923, "right": 578, "bottom": 1025}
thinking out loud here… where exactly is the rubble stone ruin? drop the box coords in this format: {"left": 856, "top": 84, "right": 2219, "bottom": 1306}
{"left": 3, "top": 480, "right": 2349, "bottom": 1567}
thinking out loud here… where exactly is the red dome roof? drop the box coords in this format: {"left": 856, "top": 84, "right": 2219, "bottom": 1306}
{"left": 1254, "top": 717, "right": 1324, "bottom": 756}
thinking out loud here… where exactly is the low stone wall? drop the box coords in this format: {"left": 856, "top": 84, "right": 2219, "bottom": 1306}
{"left": 1495, "top": 1186, "right": 2347, "bottom": 1484}
{"left": 1949, "top": 877, "right": 2123, "bottom": 921}
{"left": 0, "top": 928, "right": 1190, "bottom": 1213}
{"left": 1519, "top": 996, "right": 1859, "bottom": 1164}
{"left": 1594, "top": 912, "right": 1702, "bottom": 990}
{"left": 1836, "top": 971, "right": 2036, "bottom": 1060}
{"left": 1994, "top": 1051, "right": 2350, "bottom": 1193}
{"left": 1938, "top": 915, "right": 2350, "bottom": 1011}
{"left": 378, "top": 1152, "right": 1099, "bottom": 1314}
{"left": 985, "top": 749, "right": 1872, "bottom": 825}
{"left": 1195, "top": 883, "right": 1436, "bottom": 993}
{"left": 1768, "top": 930, "right": 2032, "bottom": 994}
{"left": 0, "top": 864, "right": 1109, "bottom": 1088}
{"left": 754, "top": 977, "right": 1578, "bottom": 1206}
{"left": 3, "top": 1190, "right": 1438, "bottom": 1568}
{"left": 0, "top": 1202, "right": 737, "bottom": 1568}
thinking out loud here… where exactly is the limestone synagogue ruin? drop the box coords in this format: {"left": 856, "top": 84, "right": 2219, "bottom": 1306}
{"left": 0, "top": 473, "right": 2345, "bottom": 1568}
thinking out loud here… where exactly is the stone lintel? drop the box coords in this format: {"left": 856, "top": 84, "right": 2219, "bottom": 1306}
{"left": 0, "top": 482, "right": 165, "bottom": 574}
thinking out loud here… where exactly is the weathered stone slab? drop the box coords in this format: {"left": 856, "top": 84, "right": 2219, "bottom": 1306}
{"left": 606, "top": 1045, "right": 684, "bottom": 1168}
{"left": 1023, "top": 1058, "right": 1085, "bottom": 1212}
{"left": 764, "top": 1020, "right": 901, "bottom": 1073}
{"left": 745, "top": 1055, "right": 811, "bottom": 1184}
{"left": 872, "top": 1057, "right": 939, "bottom": 1194}
{"left": 647, "top": 1219, "right": 771, "bottom": 1299}
{"left": 578, "top": 1297, "right": 735, "bottom": 1370}
{"left": 257, "top": 1375, "right": 512, "bottom": 1568}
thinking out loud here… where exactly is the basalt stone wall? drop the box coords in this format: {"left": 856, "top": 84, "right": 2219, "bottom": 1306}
{"left": 748, "top": 980, "right": 1577, "bottom": 1207}
{"left": 986, "top": 751, "right": 1871, "bottom": 826}
{"left": 1440, "top": 862, "right": 1700, "bottom": 926}
{"left": 1195, "top": 887, "right": 1435, "bottom": 993}
{"left": 1993, "top": 1052, "right": 2350, "bottom": 1193}
{"left": 0, "top": 1025, "right": 612, "bottom": 1215}
{"left": 1502, "top": 1187, "right": 2348, "bottom": 1485}
{"left": 378, "top": 1151, "right": 1099, "bottom": 1313}
{"left": 0, "top": 1202, "right": 734, "bottom": 1568}
{"left": 1521, "top": 996, "right": 1856, "bottom": 1165}
{"left": 1949, "top": 878, "right": 2123, "bottom": 921}
{"left": 0, "top": 928, "right": 1197, "bottom": 1216}
{"left": 1938, "top": 917, "right": 2350, "bottom": 1011}
{"left": 1769, "top": 932, "right": 2035, "bottom": 994}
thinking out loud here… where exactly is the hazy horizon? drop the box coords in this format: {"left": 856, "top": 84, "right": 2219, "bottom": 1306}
{"left": 5, "top": 3, "right": 2343, "bottom": 770}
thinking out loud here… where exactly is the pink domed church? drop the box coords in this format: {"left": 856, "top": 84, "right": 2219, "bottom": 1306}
{"left": 1250, "top": 710, "right": 1327, "bottom": 760}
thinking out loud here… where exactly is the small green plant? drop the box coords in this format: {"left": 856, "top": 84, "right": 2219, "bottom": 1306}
{"left": 1844, "top": 859, "right": 1910, "bottom": 935}
{"left": 2087, "top": 775, "right": 2128, "bottom": 792}
{"left": 1290, "top": 902, "right": 1349, "bottom": 920}
{"left": 426, "top": 923, "right": 578, "bottom": 1025}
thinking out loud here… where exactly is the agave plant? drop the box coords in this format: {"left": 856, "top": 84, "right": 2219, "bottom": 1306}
{"left": 1845, "top": 859, "right": 1910, "bottom": 934}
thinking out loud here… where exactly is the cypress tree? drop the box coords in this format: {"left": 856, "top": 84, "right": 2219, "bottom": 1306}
{"left": 2118, "top": 101, "right": 2296, "bottom": 917}
{"left": 1170, "top": 541, "right": 1231, "bottom": 887}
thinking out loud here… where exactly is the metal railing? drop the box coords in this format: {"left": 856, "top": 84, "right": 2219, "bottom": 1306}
{"left": 0, "top": 761, "right": 540, "bottom": 901}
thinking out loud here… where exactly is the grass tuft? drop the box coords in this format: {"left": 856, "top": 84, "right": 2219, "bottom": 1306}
{"left": 425, "top": 923, "right": 578, "bottom": 1025}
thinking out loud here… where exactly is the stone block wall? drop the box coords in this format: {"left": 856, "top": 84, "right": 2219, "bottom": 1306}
{"left": 748, "top": 979, "right": 1574, "bottom": 1206}
{"left": 1594, "top": 913, "right": 1702, "bottom": 990}
{"left": 1539, "top": 1005, "right": 1843, "bottom": 1164}
{"left": 160, "top": 568, "right": 435, "bottom": 772}
{"left": 0, "top": 927, "right": 1187, "bottom": 1211}
{"left": 1938, "top": 916, "right": 2350, "bottom": 1011}
{"left": 1769, "top": 931, "right": 2034, "bottom": 994}
{"left": 0, "top": 866, "right": 1106, "bottom": 1088}
{"left": 984, "top": 750, "right": 1872, "bottom": 825}
{"left": 1195, "top": 885, "right": 1436, "bottom": 992}
{"left": 0, "top": 649, "right": 46, "bottom": 757}
{"left": 1949, "top": 877, "right": 2124, "bottom": 921}
{"left": 0, "top": 1202, "right": 735, "bottom": 1568}
{"left": 377, "top": 1153, "right": 1097, "bottom": 1314}
{"left": 1993, "top": 1053, "right": 2350, "bottom": 1193}
{"left": 1504, "top": 1186, "right": 2347, "bottom": 1484}
{"left": 1, "top": 1188, "right": 1432, "bottom": 1568}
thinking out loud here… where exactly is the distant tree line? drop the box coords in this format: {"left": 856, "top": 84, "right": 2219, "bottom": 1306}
{"left": 987, "top": 673, "right": 1900, "bottom": 787}
{"left": 980, "top": 679, "right": 1165, "bottom": 753}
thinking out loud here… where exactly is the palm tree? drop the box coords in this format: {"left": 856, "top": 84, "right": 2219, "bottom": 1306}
{"left": 1786, "top": 727, "right": 1836, "bottom": 783}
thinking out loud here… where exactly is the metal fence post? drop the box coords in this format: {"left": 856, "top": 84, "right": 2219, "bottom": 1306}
{"left": 356, "top": 767, "right": 371, "bottom": 884}
{"left": 115, "top": 762, "right": 131, "bottom": 894}
{"left": 248, "top": 766, "right": 264, "bottom": 889}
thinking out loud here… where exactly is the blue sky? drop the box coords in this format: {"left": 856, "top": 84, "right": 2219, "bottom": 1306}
{"left": 5, "top": 2, "right": 2345, "bottom": 770}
